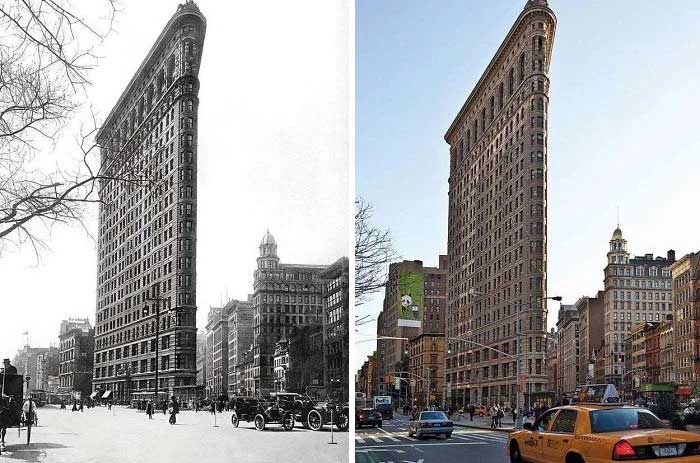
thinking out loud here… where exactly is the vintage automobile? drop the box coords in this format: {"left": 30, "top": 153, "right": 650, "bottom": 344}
{"left": 508, "top": 384, "right": 700, "bottom": 463}
{"left": 303, "top": 387, "right": 349, "bottom": 432}
{"left": 229, "top": 396, "right": 294, "bottom": 431}
{"left": 407, "top": 410, "right": 453, "bottom": 439}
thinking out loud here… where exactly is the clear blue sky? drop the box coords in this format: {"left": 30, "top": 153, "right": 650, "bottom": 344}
{"left": 355, "top": 0, "right": 700, "bottom": 372}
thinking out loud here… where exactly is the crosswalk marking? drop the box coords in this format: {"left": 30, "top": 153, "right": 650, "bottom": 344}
{"left": 355, "top": 436, "right": 366, "bottom": 444}
{"left": 370, "top": 436, "right": 383, "bottom": 443}
{"left": 355, "top": 428, "right": 509, "bottom": 447}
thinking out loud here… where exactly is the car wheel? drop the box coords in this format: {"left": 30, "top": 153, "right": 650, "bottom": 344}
{"left": 377, "top": 421, "right": 382, "bottom": 428}
{"left": 308, "top": 410, "right": 323, "bottom": 431}
{"left": 283, "top": 413, "right": 295, "bottom": 431}
{"left": 510, "top": 442, "right": 523, "bottom": 463}
{"left": 231, "top": 412, "right": 239, "bottom": 428}
{"left": 254, "top": 414, "right": 266, "bottom": 431}
{"left": 336, "top": 412, "right": 349, "bottom": 432}
{"left": 446, "top": 433, "right": 452, "bottom": 439}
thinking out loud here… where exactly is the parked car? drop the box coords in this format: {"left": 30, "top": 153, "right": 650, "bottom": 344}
{"left": 356, "top": 408, "right": 382, "bottom": 428}
{"left": 304, "top": 387, "right": 350, "bottom": 432}
{"left": 407, "top": 410, "right": 453, "bottom": 439}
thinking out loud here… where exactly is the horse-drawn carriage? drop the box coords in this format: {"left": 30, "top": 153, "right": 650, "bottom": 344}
{"left": 229, "top": 396, "right": 295, "bottom": 431}
{"left": 0, "top": 373, "right": 34, "bottom": 453}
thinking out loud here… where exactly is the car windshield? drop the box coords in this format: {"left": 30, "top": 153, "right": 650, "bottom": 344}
{"left": 589, "top": 408, "right": 664, "bottom": 433}
{"left": 420, "top": 411, "right": 448, "bottom": 421}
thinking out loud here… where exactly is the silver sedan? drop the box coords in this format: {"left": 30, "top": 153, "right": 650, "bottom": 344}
{"left": 407, "top": 411, "right": 453, "bottom": 439}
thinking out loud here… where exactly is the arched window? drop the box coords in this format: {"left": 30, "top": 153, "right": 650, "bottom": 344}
{"left": 508, "top": 68, "right": 515, "bottom": 95}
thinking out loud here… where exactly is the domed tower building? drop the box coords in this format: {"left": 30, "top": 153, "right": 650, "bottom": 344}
{"left": 602, "top": 225, "right": 675, "bottom": 389}
{"left": 251, "top": 231, "right": 328, "bottom": 395}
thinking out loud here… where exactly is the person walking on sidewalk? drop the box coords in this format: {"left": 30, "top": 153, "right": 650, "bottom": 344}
{"left": 496, "top": 403, "right": 504, "bottom": 427}
{"left": 468, "top": 404, "right": 474, "bottom": 421}
{"left": 490, "top": 404, "right": 499, "bottom": 429}
{"left": 146, "top": 401, "right": 154, "bottom": 420}
{"left": 162, "top": 400, "right": 167, "bottom": 415}
{"left": 168, "top": 396, "right": 179, "bottom": 425}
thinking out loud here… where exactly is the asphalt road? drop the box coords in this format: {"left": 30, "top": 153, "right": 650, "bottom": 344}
{"left": 355, "top": 414, "right": 509, "bottom": 463}
{"left": 0, "top": 404, "right": 348, "bottom": 463}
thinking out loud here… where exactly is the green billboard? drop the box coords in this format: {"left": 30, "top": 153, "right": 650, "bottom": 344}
{"left": 397, "top": 270, "right": 423, "bottom": 327}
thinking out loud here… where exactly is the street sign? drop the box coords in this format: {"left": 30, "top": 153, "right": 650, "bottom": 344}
{"left": 394, "top": 377, "right": 401, "bottom": 390}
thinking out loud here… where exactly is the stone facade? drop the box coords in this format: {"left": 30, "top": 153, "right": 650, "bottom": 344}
{"left": 205, "top": 306, "right": 227, "bottom": 398}
{"left": 575, "top": 292, "right": 604, "bottom": 385}
{"left": 252, "top": 231, "right": 326, "bottom": 394}
{"left": 408, "top": 334, "right": 445, "bottom": 408}
{"left": 376, "top": 257, "right": 447, "bottom": 397}
{"left": 226, "top": 297, "right": 254, "bottom": 395}
{"left": 92, "top": 1, "right": 205, "bottom": 402}
{"left": 602, "top": 226, "right": 674, "bottom": 386}
{"left": 444, "top": 0, "right": 556, "bottom": 408}
{"left": 671, "top": 252, "right": 700, "bottom": 385}
{"left": 321, "top": 257, "right": 350, "bottom": 399}
{"left": 58, "top": 321, "right": 94, "bottom": 397}
{"left": 555, "top": 305, "right": 578, "bottom": 397}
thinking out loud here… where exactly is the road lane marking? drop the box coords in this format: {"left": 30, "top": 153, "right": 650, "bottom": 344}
{"left": 377, "top": 426, "right": 401, "bottom": 441}
{"left": 370, "top": 436, "right": 383, "bottom": 442}
{"left": 354, "top": 442, "right": 487, "bottom": 450}
{"left": 356, "top": 436, "right": 366, "bottom": 444}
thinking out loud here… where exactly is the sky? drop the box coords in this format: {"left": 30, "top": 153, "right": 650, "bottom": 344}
{"left": 355, "top": 0, "right": 700, "bottom": 372}
{"left": 0, "top": 0, "right": 349, "bottom": 358}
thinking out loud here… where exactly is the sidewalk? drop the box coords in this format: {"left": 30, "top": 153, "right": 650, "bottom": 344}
{"left": 450, "top": 413, "right": 515, "bottom": 433}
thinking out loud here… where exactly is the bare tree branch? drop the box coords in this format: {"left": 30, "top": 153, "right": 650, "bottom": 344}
{"left": 355, "top": 196, "right": 398, "bottom": 306}
{"left": 0, "top": 0, "right": 122, "bottom": 257}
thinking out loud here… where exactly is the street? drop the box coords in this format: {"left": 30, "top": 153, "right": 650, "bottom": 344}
{"left": 0, "top": 404, "right": 348, "bottom": 463}
{"left": 355, "top": 414, "right": 509, "bottom": 463}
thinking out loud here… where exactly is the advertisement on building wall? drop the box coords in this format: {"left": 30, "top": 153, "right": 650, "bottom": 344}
{"left": 397, "top": 270, "right": 423, "bottom": 327}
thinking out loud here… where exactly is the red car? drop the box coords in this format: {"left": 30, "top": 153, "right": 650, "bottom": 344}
{"left": 356, "top": 408, "right": 382, "bottom": 428}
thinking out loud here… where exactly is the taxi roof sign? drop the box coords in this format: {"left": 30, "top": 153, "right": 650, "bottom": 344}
{"left": 572, "top": 384, "right": 622, "bottom": 404}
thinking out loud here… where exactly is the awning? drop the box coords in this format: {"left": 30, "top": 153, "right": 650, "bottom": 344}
{"left": 677, "top": 386, "right": 692, "bottom": 396}
{"left": 101, "top": 390, "right": 113, "bottom": 399}
{"left": 90, "top": 392, "right": 99, "bottom": 399}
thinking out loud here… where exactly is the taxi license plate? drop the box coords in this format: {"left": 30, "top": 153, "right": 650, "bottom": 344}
{"left": 654, "top": 445, "right": 678, "bottom": 457}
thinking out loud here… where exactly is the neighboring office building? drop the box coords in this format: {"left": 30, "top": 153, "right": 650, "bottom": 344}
{"left": 408, "top": 334, "right": 445, "bottom": 408}
{"left": 35, "top": 346, "right": 60, "bottom": 391}
{"left": 252, "top": 231, "right": 327, "bottom": 394}
{"left": 92, "top": 1, "right": 205, "bottom": 402}
{"left": 377, "top": 257, "right": 446, "bottom": 399}
{"left": 286, "top": 325, "right": 324, "bottom": 393}
{"left": 545, "top": 328, "right": 557, "bottom": 395}
{"left": 556, "top": 305, "right": 579, "bottom": 397}
{"left": 444, "top": 0, "right": 556, "bottom": 408}
{"left": 205, "top": 306, "right": 227, "bottom": 398}
{"left": 659, "top": 320, "right": 675, "bottom": 384}
{"left": 602, "top": 226, "right": 674, "bottom": 387}
{"left": 235, "top": 345, "right": 255, "bottom": 396}
{"left": 671, "top": 252, "right": 700, "bottom": 386}
{"left": 196, "top": 330, "right": 206, "bottom": 386}
{"left": 273, "top": 334, "right": 289, "bottom": 392}
{"left": 576, "top": 293, "right": 604, "bottom": 385}
{"left": 13, "top": 345, "right": 49, "bottom": 393}
{"left": 58, "top": 319, "right": 95, "bottom": 398}
{"left": 321, "top": 257, "right": 350, "bottom": 400}
{"left": 226, "top": 297, "right": 254, "bottom": 395}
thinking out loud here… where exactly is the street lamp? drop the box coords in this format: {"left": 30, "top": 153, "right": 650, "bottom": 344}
{"left": 145, "top": 287, "right": 169, "bottom": 405}
{"left": 461, "top": 290, "right": 562, "bottom": 428}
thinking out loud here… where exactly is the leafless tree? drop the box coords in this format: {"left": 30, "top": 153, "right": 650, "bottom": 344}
{"left": 0, "top": 0, "right": 120, "bottom": 257}
{"left": 355, "top": 196, "right": 398, "bottom": 306}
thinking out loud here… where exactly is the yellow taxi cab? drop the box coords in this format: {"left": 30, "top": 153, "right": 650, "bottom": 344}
{"left": 507, "top": 384, "right": 700, "bottom": 463}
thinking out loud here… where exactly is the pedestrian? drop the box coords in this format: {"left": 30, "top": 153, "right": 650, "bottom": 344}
{"left": 79, "top": 401, "right": 84, "bottom": 412}
{"left": 512, "top": 405, "right": 517, "bottom": 423}
{"left": 146, "top": 401, "right": 154, "bottom": 420}
{"left": 497, "top": 403, "right": 504, "bottom": 427}
{"left": 210, "top": 401, "right": 216, "bottom": 415}
{"left": 468, "top": 404, "right": 474, "bottom": 421}
{"left": 195, "top": 401, "right": 199, "bottom": 413}
{"left": 169, "top": 396, "right": 179, "bottom": 425}
{"left": 107, "top": 401, "right": 112, "bottom": 411}
{"left": 162, "top": 400, "right": 167, "bottom": 415}
{"left": 490, "top": 404, "right": 498, "bottom": 429}
{"left": 72, "top": 400, "right": 77, "bottom": 412}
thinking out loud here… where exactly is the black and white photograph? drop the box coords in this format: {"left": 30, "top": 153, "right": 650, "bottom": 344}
{"left": 0, "top": 0, "right": 350, "bottom": 461}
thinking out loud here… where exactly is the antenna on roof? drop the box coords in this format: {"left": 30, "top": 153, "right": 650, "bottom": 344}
{"left": 616, "top": 205, "right": 620, "bottom": 228}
